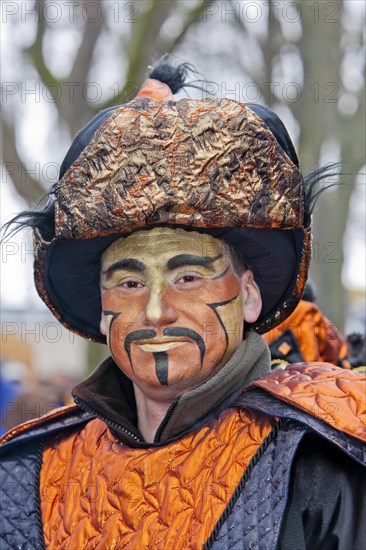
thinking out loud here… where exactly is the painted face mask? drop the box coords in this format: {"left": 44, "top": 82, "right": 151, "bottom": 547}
{"left": 100, "top": 227, "right": 249, "bottom": 393}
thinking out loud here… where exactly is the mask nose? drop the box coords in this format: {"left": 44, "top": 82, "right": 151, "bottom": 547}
{"left": 142, "top": 284, "right": 177, "bottom": 327}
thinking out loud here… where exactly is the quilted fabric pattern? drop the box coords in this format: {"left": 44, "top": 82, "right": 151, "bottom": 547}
{"left": 250, "top": 363, "right": 366, "bottom": 442}
{"left": 238, "top": 389, "right": 366, "bottom": 466}
{"left": 208, "top": 421, "right": 305, "bottom": 550}
{"left": 40, "top": 408, "right": 275, "bottom": 549}
{"left": 0, "top": 439, "right": 45, "bottom": 549}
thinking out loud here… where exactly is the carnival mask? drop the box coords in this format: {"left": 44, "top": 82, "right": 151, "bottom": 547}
{"left": 100, "top": 227, "right": 261, "bottom": 395}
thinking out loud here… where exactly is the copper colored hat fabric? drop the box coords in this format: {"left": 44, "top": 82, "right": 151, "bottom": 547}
{"left": 55, "top": 98, "right": 304, "bottom": 238}
{"left": 34, "top": 97, "right": 311, "bottom": 342}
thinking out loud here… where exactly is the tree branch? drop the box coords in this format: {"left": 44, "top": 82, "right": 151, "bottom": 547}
{"left": 99, "top": 0, "right": 177, "bottom": 109}
{"left": 2, "top": 120, "right": 46, "bottom": 205}
{"left": 162, "top": 0, "right": 216, "bottom": 52}
{"left": 64, "top": 0, "right": 106, "bottom": 133}
{"left": 24, "top": 0, "right": 61, "bottom": 103}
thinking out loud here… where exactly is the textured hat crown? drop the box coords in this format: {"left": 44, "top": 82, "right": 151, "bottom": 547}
{"left": 56, "top": 97, "right": 304, "bottom": 240}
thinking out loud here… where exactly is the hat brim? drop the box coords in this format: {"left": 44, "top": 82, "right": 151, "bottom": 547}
{"left": 37, "top": 226, "right": 308, "bottom": 342}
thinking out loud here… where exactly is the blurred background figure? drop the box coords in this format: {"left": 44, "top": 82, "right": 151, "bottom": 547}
{"left": 346, "top": 332, "right": 366, "bottom": 372}
{"left": 264, "top": 280, "right": 366, "bottom": 371}
{"left": 263, "top": 280, "right": 348, "bottom": 369}
{"left": 0, "top": 364, "right": 19, "bottom": 436}
{"left": 0, "top": 332, "right": 76, "bottom": 433}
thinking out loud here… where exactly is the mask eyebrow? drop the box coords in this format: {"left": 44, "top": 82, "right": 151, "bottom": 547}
{"left": 166, "top": 253, "right": 223, "bottom": 272}
{"left": 102, "top": 259, "right": 145, "bottom": 279}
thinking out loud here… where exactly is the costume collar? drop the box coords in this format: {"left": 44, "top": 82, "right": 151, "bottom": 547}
{"left": 72, "top": 332, "right": 270, "bottom": 447}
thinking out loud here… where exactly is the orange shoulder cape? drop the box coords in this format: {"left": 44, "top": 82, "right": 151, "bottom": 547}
{"left": 250, "top": 362, "right": 366, "bottom": 442}
{"left": 1, "top": 363, "right": 365, "bottom": 446}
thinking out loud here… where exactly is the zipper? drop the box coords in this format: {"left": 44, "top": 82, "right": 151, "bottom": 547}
{"left": 153, "top": 397, "right": 180, "bottom": 443}
{"left": 74, "top": 396, "right": 142, "bottom": 443}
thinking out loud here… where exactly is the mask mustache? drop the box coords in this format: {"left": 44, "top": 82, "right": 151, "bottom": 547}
{"left": 163, "top": 327, "right": 205, "bottom": 367}
{"left": 124, "top": 329, "right": 157, "bottom": 363}
{"left": 124, "top": 327, "right": 206, "bottom": 368}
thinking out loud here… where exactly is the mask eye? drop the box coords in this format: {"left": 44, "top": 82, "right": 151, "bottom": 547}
{"left": 175, "top": 273, "right": 203, "bottom": 285}
{"left": 118, "top": 279, "right": 144, "bottom": 289}
{"left": 181, "top": 275, "right": 197, "bottom": 283}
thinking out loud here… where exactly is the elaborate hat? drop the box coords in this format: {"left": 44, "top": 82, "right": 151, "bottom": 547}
{"left": 16, "top": 63, "right": 313, "bottom": 342}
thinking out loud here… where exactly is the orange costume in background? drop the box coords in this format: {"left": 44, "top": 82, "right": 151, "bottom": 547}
{"left": 264, "top": 299, "right": 348, "bottom": 366}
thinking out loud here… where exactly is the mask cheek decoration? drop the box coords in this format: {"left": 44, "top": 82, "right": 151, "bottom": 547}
{"left": 100, "top": 287, "right": 125, "bottom": 358}
{"left": 99, "top": 269, "right": 244, "bottom": 388}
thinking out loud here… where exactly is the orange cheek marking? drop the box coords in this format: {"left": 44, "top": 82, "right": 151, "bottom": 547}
{"left": 167, "top": 271, "right": 241, "bottom": 309}
{"left": 102, "top": 290, "right": 149, "bottom": 346}
{"left": 102, "top": 288, "right": 145, "bottom": 313}
{"left": 101, "top": 271, "right": 240, "bottom": 342}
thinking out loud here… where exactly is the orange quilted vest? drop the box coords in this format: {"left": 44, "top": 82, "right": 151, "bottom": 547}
{"left": 37, "top": 364, "right": 366, "bottom": 549}
{"left": 40, "top": 407, "right": 276, "bottom": 549}
{"left": 1, "top": 364, "right": 364, "bottom": 549}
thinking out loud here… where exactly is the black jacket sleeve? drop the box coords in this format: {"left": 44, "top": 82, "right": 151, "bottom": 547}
{"left": 281, "top": 433, "right": 366, "bottom": 550}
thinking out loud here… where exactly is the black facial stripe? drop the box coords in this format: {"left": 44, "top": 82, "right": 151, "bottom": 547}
{"left": 102, "top": 258, "right": 145, "bottom": 279}
{"left": 153, "top": 352, "right": 169, "bottom": 385}
{"left": 163, "top": 327, "right": 205, "bottom": 368}
{"left": 207, "top": 294, "right": 240, "bottom": 351}
{"left": 103, "top": 310, "right": 122, "bottom": 334}
{"left": 166, "top": 253, "right": 222, "bottom": 272}
{"left": 124, "top": 329, "right": 157, "bottom": 366}
{"left": 103, "top": 310, "right": 122, "bottom": 365}
{"left": 211, "top": 266, "right": 230, "bottom": 280}
{"left": 103, "top": 310, "right": 121, "bottom": 319}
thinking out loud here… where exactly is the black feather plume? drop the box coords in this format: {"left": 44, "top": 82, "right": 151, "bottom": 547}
{"left": 1, "top": 193, "right": 55, "bottom": 243}
{"left": 303, "top": 162, "right": 347, "bottom": 225}
{"left": 148, "top": 57, "right": 212, "bottom": 95}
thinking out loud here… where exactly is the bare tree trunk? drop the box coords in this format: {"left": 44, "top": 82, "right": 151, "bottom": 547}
{"left": 261, "top": 0, "right": 283, "bottom": 107}
{"left": 294, "top": 0, "right": 352, "bottom": 330}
